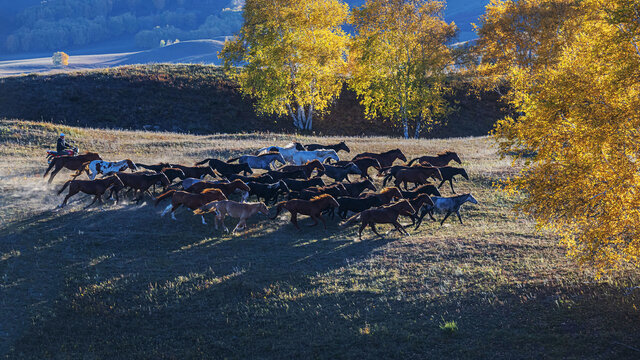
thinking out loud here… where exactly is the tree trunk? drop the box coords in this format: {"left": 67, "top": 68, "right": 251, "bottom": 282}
{"left": 414, "top": 113, "right": 424, "bottom": 139}
{"left": 401, "top": 106, "right": 409, "bottom": 139}
{"left": 305, "top": 102, "right": 313, "bottom": 130}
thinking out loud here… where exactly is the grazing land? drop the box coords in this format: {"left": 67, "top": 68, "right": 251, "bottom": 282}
{"left": 1, "top": 119, "right": 639, "bottom": 359}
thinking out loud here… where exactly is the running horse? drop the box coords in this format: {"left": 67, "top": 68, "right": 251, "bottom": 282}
{"left": 44, "top": 152, "right": 101, "bottom": 183}
{"left": 195, "top": 158, "right": 253, "bottom": 176}
{"left": 57, "top": 174, "right": 124, "bottom": 208}
{"left": 257, "top": 142, "right": 305, "bottom": 163}
{"left": 194, "top": 200, "right": 270, "bottom": 233}
{"left": 408, "top": 151, "right": 462, "bottom": 167}
{"left": 109, "top": 172, "right": 171, "bottom": 203}
{"left": 305, "top": 141, "right": 350, "bottom": 153}
{"left": 271, "top": 194, "right": 339, "bottom": 229}
{"left": 333, "top": 187, "right": 404, "bottom": 219}
{"left": 187, "top": 179, "right": 251, "bottom": 198}
{"left": 227, "top": 152, "right": 286, "bottom": 171}
{"left": 171, "top": 165, "right": 219, "bottom": 179}
{"left": 352, "top": 149, "right": 407, "bottom": 168}
{"left": 74, "top": 159, "right": 138, "bottom": 180}
{"left": 155, "top": 188, "right": 227, "bottom": 224}
{"left": 323, "top": 163, "right": 362, "bottom": 182}
{"left": 340, "top": 200, "right": 416, "bottom": 240}
{"left": 333, "top": 157, "right": 382, "bottom": 180}
{"left": 383, "top": 167, "right": 442, "bottom": 190}
{"left": 276, "top": 159, "right": 326, "bottom": 178}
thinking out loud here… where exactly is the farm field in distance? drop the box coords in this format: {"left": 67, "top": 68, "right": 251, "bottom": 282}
{"left": 1, "top": 119, "right": 639, "bottom": 359}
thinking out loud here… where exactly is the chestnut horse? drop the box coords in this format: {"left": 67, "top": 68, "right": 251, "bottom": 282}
{"left": 271, "top": 194, "right": 339, "bottom": 229}
{"left": 387, "top": 167, "right": 442, "bottom": 190}
{"left": 408, "top": 151, "right": 462, "bottom": 167}
{"left": 44, "top": 152, "right": 101, "bottom": 183}
{"left": 188, "top": 179, "right": 250, "bottom": 198}
{"left": 57, "top": 174, "right": 123, "bottom": 208}
{"left": 155, "top": 188, "right": 227, "bottom": 224}
{"left": 353, "top": 149, "right": 407, "bottom": 168}
{"left": 341, "top": 200, "right": 416, "bottom": 240}
{"left": 276, "top": 159, "right": 326, "bottom": 178}
{"left": 194, "top": 200, "right": 269, "bottom": 233}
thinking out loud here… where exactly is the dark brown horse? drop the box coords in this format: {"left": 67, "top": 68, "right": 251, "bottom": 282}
{"left": 334, "top": 187, "right": 403, "bottom": 219}
{"left": 408, "top": 151, "right": 462, "bottom": 167}
{"left": 44, "top": 152, "right": 101, "bottom": 183}
{"left": 342, "top": 179, "right": 377, "bottom": 197}
{"left": 276, "top": 159, "right": 326, "bottom": 178}
{"left": 305, "top": 141, "right": 350, "bottom": 153}
{"left": 333, "top": 157, "right": 381, "bottom": 180}
{"left": 156, "top": 188, "right": 227, "bottom": 224}
{"left": 57, "top": 174, "right": 123, "bottom": 208}
{"left": 341, "top": 200, "right": 416, "bottom": 240}
{"left": 271, "top": 194, "right": 339, "bottom": 229}
{"left": 188, "top": 179, "right": 251, "bottom": 197}
{"left": 172, "top": 165, "right": 219, "bottom": 179}
{"left": 387, "top": 167, "right": 442, "bottom": 190}
{"left": 110, "top": 172, "right": 171, "bottom": 203}
{"left": 353, "top": 149, "right": 407, "bottom": 168}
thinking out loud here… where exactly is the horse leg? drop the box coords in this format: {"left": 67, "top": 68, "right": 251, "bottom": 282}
{"left": 60, "top": 189, "right": 78, "bottom": 208}
{"left": 437, "top": 179, "right": 446, "bottom": 189}
{"left": 233, "top": 219, "right": 246, "bottom": 234}
{"left": 48, "top": 165, "right": 62, "bottom": 184}
{"left": 370, "top": 223, "right": 384, "bottom": 239}
{"left": 318, "top": 215, "right": 327, "bottom": 229}
{"left": 449, "top": 179, "right": 456, "bottom": 194}
{"left": 358, "top": 222, "right": 367, "bottom": 240}
{"left": 307, "top": 215, "right": 319, "bottom": 227}
{"left": 456, "top": 210, "right": 463, "bottom": 224}
{"left": 290, "top": 212, "right": 300, "bottom": 229}
{"left": 394, "top": 221, "right": 409, "bottom": 235}
{"left": 85, "top": 195, "right": 100, "bottom": 209}
{"left": 440, "top": 211, "right": 452, "bottom": 226}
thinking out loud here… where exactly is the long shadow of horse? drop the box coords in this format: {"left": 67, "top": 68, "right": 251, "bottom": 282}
{"left": 4, "top": 202, "right": 640, "bottom": 359}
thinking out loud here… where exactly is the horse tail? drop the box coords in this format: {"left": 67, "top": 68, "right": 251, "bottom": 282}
{"left": 226, "top": 156, "right": 240, "bottom": 163}
{"left": 154, "top": 190, "right": 175, "bottom": 207}
{"left": 58, "top": 179, "right": 72, "bottom": 195}
{"left": 407, "top": 157, "right": 419, "bottom": 166}
{"left": 340, "top": 213, "right": 362, "bottom": 228}
{"left": 382, "top": 173, "right": 393, "bottom": 187}
{"left": 195, "top": 158, "right": 210, "bottom": 166}
{"left": 270, "top": 201, "right": 286, "bottom": 219}
{"left": 44, "top": 158, "right": 57, "bottom": 177}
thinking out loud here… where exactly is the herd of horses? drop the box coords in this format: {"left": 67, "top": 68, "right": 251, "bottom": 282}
{"left": 44, "top": 140, "right": 478, "bottom": 239}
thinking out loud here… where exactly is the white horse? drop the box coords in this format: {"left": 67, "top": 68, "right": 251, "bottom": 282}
{"left": 76, "top": 159, "right": 138, "bottom": 180}
{"left": 291, "top": 150, "right": 339, "bottom": 165}
{"left": 257, "top": 142, "right": 305, "bottom": 163}
{"left": 430, "top": 193, "right": 478, "bottom": 225}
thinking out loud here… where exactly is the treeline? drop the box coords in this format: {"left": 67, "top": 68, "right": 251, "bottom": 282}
{"left": 2, "top": 0, "right": 242, "bottom": 53}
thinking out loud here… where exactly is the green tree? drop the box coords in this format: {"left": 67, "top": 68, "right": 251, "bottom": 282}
{"left": 349, "top": 0, "right": 456, "bottom": 138}
{"left": 219, "top": 0, "right": 350, "bottom": 131}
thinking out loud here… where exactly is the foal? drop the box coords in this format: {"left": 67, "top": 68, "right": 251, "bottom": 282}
{"left": 58, "top": 174, "right": 124, "bottom": 208}
{"left": 271, "top": 194, "right": 339, "bottom": 229}
{"left": 340, "top": 200, "right": 416, "bottom": 240}
{"left": 194, "top": 200, "right": 269, "bottom": 233}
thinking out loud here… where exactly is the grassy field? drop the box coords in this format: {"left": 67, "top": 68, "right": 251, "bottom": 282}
{"left": 1, "top": 119, "right": 639, "bottom": 359}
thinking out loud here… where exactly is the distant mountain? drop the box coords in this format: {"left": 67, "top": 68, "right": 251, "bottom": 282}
{"left": 0, "top": 0, "right": 487, "bottom": 58}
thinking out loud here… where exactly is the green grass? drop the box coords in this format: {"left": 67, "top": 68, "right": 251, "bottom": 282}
{"left": 1, "top": 119, "right": 639, "bottom": 359}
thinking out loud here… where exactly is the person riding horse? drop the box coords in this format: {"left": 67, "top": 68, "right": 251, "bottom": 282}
{"left": 56, "top": 133, "right": 73, "bottom": 155}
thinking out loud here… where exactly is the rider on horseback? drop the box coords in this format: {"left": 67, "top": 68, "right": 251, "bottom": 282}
{"left": 56, "top": 133, "right": 72, "bottom": 155}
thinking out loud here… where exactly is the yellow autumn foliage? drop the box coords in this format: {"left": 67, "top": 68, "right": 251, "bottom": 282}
{"left": 480, "top": 0, "right": 640, "bottom": 272}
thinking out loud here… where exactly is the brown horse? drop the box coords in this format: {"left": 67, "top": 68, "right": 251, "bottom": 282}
{"left": 110, "top": 172, "right": 171, "bottom": 203}
{"left": 276, "top": 159, "right": 326, "bottom": 178}
{"left": 408, "top": 151, "right": 462, "bottom": 167}
{"left": 405, "top": 193, "right": 435, "bottom": 226}
{"left": 57, "top": 174, "right": 123, "bottom": 208}
{"left": 333, "top": 157, "right": 382, "bottom": 179}
{"left": 353, "top": 149, "right": 407, "bottom": 168}
{"left": 342, "top": 179, "right": 377, "bottom": 197}
{"left": 194, "top": 200, "right": 269, "bottom": 233}
{"left": 341, "top": 200, "right": 416, "bottom": 240}
{"left": 44, "top": 152, "right": 101, "bottom": 183}
{"left": 390, "top": 167, "right": 442, "bottom": 190}
{"left": 156, "top": 188, "right": 227, "bottom": 224}
{"left": 271, "top": 194, "right": 339, "bottom": 229}
{"left": 188, "top": 179, "right": 250, "bottom": 197}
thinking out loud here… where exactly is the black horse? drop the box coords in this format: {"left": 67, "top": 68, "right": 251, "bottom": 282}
{"left": 305, "top": 141, "right": 350, "bottom": 153}
{"left": 282, "top": 177, "right": 325, "bottom": 192}
{"left": 341, "top": 179, "right": 377, "bottom": 197}
{"left": 266, "top": 169, "right": 308, "bottom": 181}
{"left": 195, "top": 158, "right": 253, "bottom": 176}
{"left": 246, "top": 180, "right": 290, "bottom": 204}
{"left": 323, "top": 163, "right": 362, "bottom": 182}
{"left": 436, "top": 166, "right": 469, "bottom": 194}
{"left": 227, "top": 173, "right": 275, "bottom": 184}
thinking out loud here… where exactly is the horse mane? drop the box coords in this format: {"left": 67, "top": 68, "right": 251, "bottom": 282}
{"left": 202, "top": 188, "right": 223, "bottom": 194}
{"left": 380, "top": 187, "right": 401, "bottom": 194}
{"left": 310, "top": 193, "right": 333, "bottom": 202}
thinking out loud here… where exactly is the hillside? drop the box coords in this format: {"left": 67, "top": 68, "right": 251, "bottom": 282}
{"left": 1, "top": 120, "right": 638, "bottom": 358}
{"left": 0, "top": 64, "right": 505, "bottom": 138}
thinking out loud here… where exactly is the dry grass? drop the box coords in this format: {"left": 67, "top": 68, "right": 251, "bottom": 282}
{"left": 1, "top": 119, "right": 639, "bottom": 359}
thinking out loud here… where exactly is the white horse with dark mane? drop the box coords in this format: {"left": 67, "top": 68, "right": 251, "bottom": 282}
{"left": 291, "top": 150, "right": 339, "bottom": 165}
{"left": 257, "top": 142, "right": 305, "bottom": 163}
{"left": 75, "top": 159, "right": 138, "bottom": 180}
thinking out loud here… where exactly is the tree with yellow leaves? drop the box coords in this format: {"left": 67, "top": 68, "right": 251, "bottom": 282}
{"left": 349, "top": 0, "right": 456, "bottom": 139}
{"left": 219, "top": 0, "right": 350, "bottom": 131}
{"left": 480, "top": 0, "right": 640, "bottom": 271}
